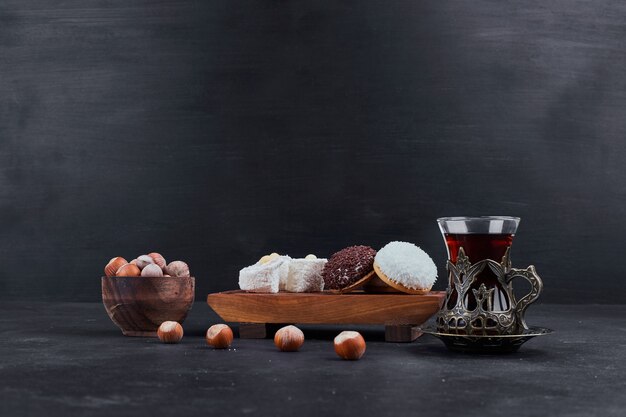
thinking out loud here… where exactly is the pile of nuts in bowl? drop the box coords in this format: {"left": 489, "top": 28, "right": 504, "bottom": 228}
{"left": 104, "top": 252, "right": 190, "bottom": 277}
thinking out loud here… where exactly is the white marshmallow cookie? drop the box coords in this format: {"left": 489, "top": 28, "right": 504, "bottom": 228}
{"left": 239, "top": 255, "right": 291, "bottom": 293}
{"left": 374, "top": 241, "right": 437, "bottom": 294}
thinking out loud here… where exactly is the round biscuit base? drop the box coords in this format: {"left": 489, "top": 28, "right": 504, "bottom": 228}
{"left": 362, "top": 274, "right": 403, "bottom": 293}
{"left": 325, "top": 270, "right": 377, "bottom": 294}
{"left": 373, "top": 262, "right": 432, "bottom": 295}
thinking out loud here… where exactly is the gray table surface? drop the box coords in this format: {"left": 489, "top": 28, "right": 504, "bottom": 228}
{"left": 0, "top": 301, "right": 624, "bottom": 417}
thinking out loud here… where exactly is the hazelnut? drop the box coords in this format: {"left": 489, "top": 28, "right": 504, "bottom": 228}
{"left": 136, "top": 255, "right": 155, "bottom": 269}
{"left": 334, "top": 331, "right": 366, "bottom": 360}
{"left": 206, "top": 324, "right": 233, "bottom": 349}
{"left": 149, "top": 252, "right": 167, "bottom": 269}
{"left": 165, "top": 261, "right": 190, "bottom": 277}
{"left": 157, "top": 321, "right": 183, "bottom": 343}
{"left": 274, "top": 325, "right": 304, "bottom": 352}
{"left": 268, "top": 253, "right": 280, "bottom": 261}
{"left": 304, "top": 254, "right": 317, "bottom": 260}
{"left": 141, "top": 263, "right": 163, "bottom": 277}
{"left": 104, "top": 257, "right": 127, "bottom": 276}
{"left": 116, "top": 263, "right": 141, "bottom": 277}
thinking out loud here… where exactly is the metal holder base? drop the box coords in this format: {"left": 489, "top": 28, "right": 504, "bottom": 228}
{"left": 421, "top": 326, "right": 552, "bottom": 354}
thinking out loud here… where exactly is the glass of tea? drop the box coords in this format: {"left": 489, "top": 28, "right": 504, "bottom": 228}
{"left": 438, "top": 216, "right": 519, "bottom": 312}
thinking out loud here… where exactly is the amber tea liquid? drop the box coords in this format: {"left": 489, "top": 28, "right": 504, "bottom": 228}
{"left": 444, "top": 233, "right": 514, "bottom": 311}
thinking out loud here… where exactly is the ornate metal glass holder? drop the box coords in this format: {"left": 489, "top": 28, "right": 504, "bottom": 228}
{"left": 436, "top": 247, "right": 543, "bottom": 336}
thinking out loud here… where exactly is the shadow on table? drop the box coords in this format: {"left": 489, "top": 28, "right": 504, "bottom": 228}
{"left": 294, "top": 327, "right": 387, "bottom": 342}
{"left": 410, "top": 341, "right": 553, "bottom": 361}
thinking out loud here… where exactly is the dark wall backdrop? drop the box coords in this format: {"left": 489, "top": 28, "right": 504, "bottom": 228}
{"left": 1, "top": 0, "right": 625, "bottom": 303}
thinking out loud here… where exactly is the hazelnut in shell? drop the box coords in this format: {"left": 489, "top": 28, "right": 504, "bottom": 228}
{"left": 334, "top": 331, "right": 366, "bottom": 360}
{"left": 136, "top": 255, "right": 155, "bottom": 270}
{"left": 116, "top": 263, "right": 141, "bottom": 277}
{"left": 274, "top": 325, "right": 304, "bottom": 352}
{"left": 104, "top": 257, "right": 127, "bottom": 277}
{"left": 166, "top": 261, "right": 190, "bottom": 277}
{"left": 157, "top": 321, "right": 184, "bottom": 343}
{"left": 149, "top": 252, "right": 167, "bottom": 269}
{"left": 141, "top": 263, "right": 164, "bottom": 277}
{"left": 206, "top": 324, "right": 234, "bottom": 349}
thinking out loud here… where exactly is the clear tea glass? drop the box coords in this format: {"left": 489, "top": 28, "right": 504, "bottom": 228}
{"left": 437, "top": 216, "right": 520, "bottom": 313}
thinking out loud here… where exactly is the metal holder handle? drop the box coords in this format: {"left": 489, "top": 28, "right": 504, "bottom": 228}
{"left": 505, "top": 266, "right": 543, "bottom": 330}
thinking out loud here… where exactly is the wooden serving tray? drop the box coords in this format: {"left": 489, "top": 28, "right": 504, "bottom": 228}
{"left": 207, "top": 290, "right": 446, "bottom": 342}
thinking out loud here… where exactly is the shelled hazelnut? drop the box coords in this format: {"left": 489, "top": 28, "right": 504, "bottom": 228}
{"left": 116, "top": 263, "right": 141, "bottom": 277}
{"left": 206, "top": 324, "right": 234, "bottom": 349}
{"left": 334, "top": 331, "right": 366, "bottom": 360}
{"left": 104, "top": 257, "right": 127, "bottom": 277}
{"left": 274, "top": 325, "right": 304, "bottom": 352}
{"left": 165, "top": 261, "right": 190, "bottom": 277}
{"left": 149, "top": 252, "right": 167, "bottom": 269}
{"left": 135, "top": 255, "right": 155, "bottom": 269}
{"left": 157, "top": 321, "right": 184, "bottom": 343}
{"left": 141, "top": 264, "right": 163, "bottom": 277}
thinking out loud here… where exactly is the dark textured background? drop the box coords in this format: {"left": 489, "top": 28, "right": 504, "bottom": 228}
{"left": 1, "top": 0, "right": 624, "bottom": 302}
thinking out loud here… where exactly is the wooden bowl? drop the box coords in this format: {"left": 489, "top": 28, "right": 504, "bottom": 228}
{"left": 102, "top": 276, "right": 195, "bottom": 337}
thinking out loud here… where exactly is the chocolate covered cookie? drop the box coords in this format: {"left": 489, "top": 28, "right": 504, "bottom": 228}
{"left": 322, "top": 245, "right": 377, "bottom": 292}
